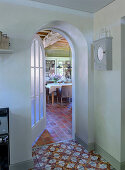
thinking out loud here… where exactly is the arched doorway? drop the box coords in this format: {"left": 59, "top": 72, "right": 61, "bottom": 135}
{"left": 31, "top": 29, "right": 75, "bottom": 144}
{"left": 31, "top": 21, "right": 89, "bottom": 147}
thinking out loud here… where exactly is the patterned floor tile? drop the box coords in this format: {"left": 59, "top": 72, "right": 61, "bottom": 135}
{"left": 31, "top": 102, "right": 114, "bottom": 170}
{"left": 32, "top": 140, "right": 112, "bottom": 170}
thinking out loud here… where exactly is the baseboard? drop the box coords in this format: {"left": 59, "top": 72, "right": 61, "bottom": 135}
{"left": 95, "top": 143, "right": 120, "bottom": 170}
{"left": 121, "top": 161, "right": 125, "bottom": 170}
{"left": 75, "top": 136, "right": 125, "bottom": 170}
{"left": 88, "top": 142, "right": 95, "bottom": 151}
{"left": 9, "top": 159, "right": 33, "bottom": 170}
{"left": 75, "top": 134, "right": 94, "bottom": 151}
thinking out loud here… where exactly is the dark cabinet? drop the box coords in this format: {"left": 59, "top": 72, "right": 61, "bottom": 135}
{"left": 0, "top": 108, "right": 9, "bottom": 170}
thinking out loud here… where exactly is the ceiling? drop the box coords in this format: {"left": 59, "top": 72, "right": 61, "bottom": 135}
{"left": 37, "top": 30, "right": 69, "bottom": 49}
{"left": 37, "top": 30, "right": 71, "bottom": 57}
{"left": 31, "top": 0, "right": 114, "bottom": 13}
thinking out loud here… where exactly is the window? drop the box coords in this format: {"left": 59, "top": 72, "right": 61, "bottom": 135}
{"left": 46, "top": 60, "right": 55, "bottom": 78}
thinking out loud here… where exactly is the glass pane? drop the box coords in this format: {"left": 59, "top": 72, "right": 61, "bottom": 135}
{"left": 40, "top": 68, "right": 43, "bottom": 93}
{"left": 40, "top": 93, "right": 44, "bottom": 118}
{"left": 57, "top": 68, "right": 63, "bottom": 77}
{"left": 36, "top": 68, "right": 39, "bottom": 96}
{"left": 57, "top": 61, "right": 63, "bottom": 76}
{"left": 31, "top": 68, "right": 34, "bottom": 97}
{"left": 35, "top": 40, "right": 39, "bottom": 67}
{"left": 40, "top": 47, "right": 43, "bottom": 68}
{"left": 46, "top": 60, "right": 55, "bottom": 76}
{"left": 31, "top": 98, "right": 35, "bottom": 127}
{"left": 36, "top": 96, "right": 39, "bottom": 123}
{"left": 31, "top": 41, "right": 34, "bottom": 67}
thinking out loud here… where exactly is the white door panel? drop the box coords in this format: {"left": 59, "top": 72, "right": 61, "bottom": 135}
{"left": 31, "top": 35, "right": 46, "bottom": 143}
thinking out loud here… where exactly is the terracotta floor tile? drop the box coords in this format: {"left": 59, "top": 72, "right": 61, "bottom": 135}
{"left": 33, "top": 102, "right": 72, "bottom": 147}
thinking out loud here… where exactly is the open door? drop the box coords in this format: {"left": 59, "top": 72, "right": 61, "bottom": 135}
{"left": 31, "top": 34, "right": 46, "bottom": 143}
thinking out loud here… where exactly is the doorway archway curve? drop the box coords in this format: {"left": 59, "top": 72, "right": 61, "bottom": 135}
{"left": 35, "top": 20, "right": 88, "bottom": 141}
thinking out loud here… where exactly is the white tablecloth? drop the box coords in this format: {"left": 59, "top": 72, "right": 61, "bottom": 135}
{"left": 46, "top": 83, "right": 72, "bottom": 94}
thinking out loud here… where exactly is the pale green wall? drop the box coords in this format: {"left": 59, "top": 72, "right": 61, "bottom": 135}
{"left": 45, "top": 49, "right": 72, "bottom": 57}
{"left": 94, "top": 0, "right": 125, "bottom": 162}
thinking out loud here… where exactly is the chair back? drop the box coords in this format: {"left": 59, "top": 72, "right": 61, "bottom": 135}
{"left": 61, "top": 85, "right": 72, "bottom": 98}
{"left": 46, "top": 87, "right": 49, "bottom": 95}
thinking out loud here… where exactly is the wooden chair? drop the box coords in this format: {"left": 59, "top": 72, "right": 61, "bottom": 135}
{"left": 56, "top": 87, "right": 61, "bottom": 103}
{"left": 46, "top": 81, "right": 54, "bottom": 104}
{"left": 46, "top": 81, "right": 59, "bottom": 104}
{"left": 60, "top": 85, "right": 72, "bottom": 103}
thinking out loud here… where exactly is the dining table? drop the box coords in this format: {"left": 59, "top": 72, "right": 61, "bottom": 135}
{"left": 46, "top": 83, "right": 72, "bottom": 105}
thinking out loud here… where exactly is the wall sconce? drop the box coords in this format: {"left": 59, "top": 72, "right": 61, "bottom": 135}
{"left": 57, "top": 65, "right": 62, "bottom": 69}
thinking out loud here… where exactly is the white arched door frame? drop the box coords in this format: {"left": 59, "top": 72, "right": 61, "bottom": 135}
{"left": 31, "top": 20, "right": 92, "bottom": 145}
{"left": 36, "top": 27, "right": 76, "bottom": 139}
{"left": 31, "top": 28, "right": 76, "bottom": 140}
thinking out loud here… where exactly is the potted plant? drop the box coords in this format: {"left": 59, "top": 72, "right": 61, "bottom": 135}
{"left": 50, "top": 74, "right": 61, "bottom": 83}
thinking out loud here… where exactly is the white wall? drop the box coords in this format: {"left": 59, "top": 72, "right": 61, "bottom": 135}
{"left": 0, "top": 1, "right": 93, "bottom": 165}
{"left": 94, "top": 0, "right": 125, "bottom": 163}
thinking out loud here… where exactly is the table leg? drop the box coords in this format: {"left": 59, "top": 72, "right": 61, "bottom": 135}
{"left": 52, "top": 92, "right": 54, "bottom": 105}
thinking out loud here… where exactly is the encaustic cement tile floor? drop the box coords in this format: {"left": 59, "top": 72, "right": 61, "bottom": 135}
{"left": 32, "top": 102, "right": 113, "bottom": 169}
{"left": 32, "top": 140, "right": 113, "bottom": 170}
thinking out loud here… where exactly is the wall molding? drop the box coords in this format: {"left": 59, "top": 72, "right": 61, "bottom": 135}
{"left": 9, "top": 159, "right": 33, "bottom": 170}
